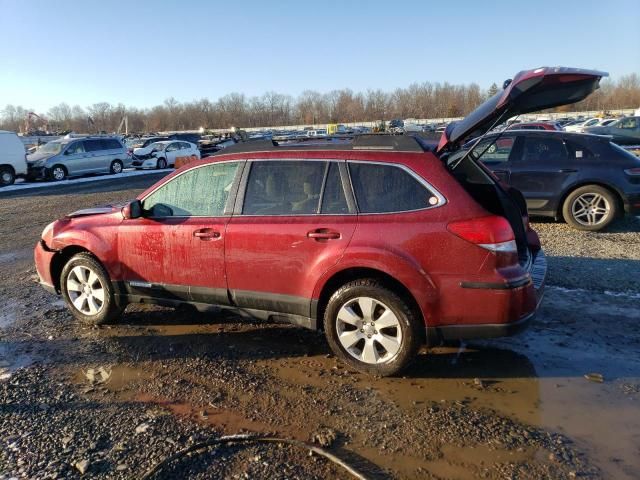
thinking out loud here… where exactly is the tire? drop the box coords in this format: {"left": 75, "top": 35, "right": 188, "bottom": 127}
{"left": 0, "top": 166, "right": 15, "bottom": 186}
{"left": 50, "top": 165, "right": 67, "bottom": 181}
{"left": 323, "top": 279, "right": 422, "bottom": 376}
{"left": 60, "top": 253, "right": 124, "bottom": 325}
{"left": 110, "top": 160, "right": 123, "bottom": 174}
{"left": 156, "top": 158, "right": 167, "bottom": 169}
{"left": 562, "top": 185, "right": 618, "bottom": 231}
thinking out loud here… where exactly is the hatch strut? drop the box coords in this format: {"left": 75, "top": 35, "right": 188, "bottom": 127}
{"left": 449, "top": 109, "right": 518, "bottom": 170}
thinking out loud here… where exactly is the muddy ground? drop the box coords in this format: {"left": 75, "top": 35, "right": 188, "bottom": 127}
{"left": 0, "top": 176, "right": 638, "bottom": 479}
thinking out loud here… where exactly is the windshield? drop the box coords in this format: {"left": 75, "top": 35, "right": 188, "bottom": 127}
{"left": 148, "top": 142, "right": 165, "bottom": 151}
{"left": 38, "top": 142, "right": 63, "bottom": 154}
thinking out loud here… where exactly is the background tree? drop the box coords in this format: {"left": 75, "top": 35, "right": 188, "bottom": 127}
{"left": 1, "top": 76, "right": 638, "bottom": 133}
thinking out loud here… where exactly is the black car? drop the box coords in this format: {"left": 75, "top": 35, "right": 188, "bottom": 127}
{"left": 133, "top": 136, "right": 171, "bottom": 149}
{"left": 585, "top": 116, "right": 640, "bottom": 146}
{"left": 467, "top": 130, "right": 640, "bottom": 231}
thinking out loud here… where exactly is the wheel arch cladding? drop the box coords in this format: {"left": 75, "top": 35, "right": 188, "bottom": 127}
{"left": 313, "top": 266, "right": 429, "bottom": 334}
{"left": 50, "top": 246, "right": 91, "bottom": 292}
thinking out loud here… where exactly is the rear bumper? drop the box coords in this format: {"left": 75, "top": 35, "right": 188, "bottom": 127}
{"left": 427, "top": 309, "right": 534, "bottom": 341}
{"left": 428, "top": 249, "right": 546, "bottom": 343}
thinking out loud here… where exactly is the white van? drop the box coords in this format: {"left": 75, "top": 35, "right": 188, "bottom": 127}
{"left": 0, "top": 131, "right": 27, "bottom": 186}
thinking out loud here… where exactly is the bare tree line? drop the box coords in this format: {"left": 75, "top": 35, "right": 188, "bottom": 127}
{"left": 2, "top": 74, "right": 638, "bottom": 134}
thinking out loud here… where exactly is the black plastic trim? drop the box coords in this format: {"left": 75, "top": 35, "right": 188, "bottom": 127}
{"left": 231, "top": 289, "right": 310, "bottom": 317}
{"left": 427, "top": 310, "right": 535, "bottom": 342}
{"left": 460, "top": 276, "right": 532, "bottom": 290}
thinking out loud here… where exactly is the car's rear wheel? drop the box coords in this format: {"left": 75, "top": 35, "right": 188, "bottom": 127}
{"left": 157, "top": 158, "right": 167, "bottom": 169}
{"left": 0, "top": 166, "right": 15, "bottom": 186}
{"left": 60, "top": 253, "right": 124, "bottom": 325}
{"left": 324, "top": 279, "right": 422, "bottom": 376}
{"left": 562, "top": 185, "right": 617, "bottom": 231}
{"left": 50, "top": 165, "right": 67, "bottom": 181}
{"left": 110, "top": 160, "right": 123, "bottom": 174}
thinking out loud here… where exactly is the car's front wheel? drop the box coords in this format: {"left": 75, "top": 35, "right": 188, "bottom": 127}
{"left": 324, "top": 279, "right": 422, "bottom": 376}
{"left": 60, "top": 253, "right": 124, "bottom": 325}
{"left": 157, "top": 158, "right": 167, "bottom": 169}
{"left": 562, "top": 185, "right": 618, "bottom": 231}
{"left": 50, "top": 165, "right": 67, "bottom": 181}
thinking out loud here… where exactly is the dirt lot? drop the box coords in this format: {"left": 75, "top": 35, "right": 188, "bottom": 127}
{"left": 0, "top": 176, "right": 639, "bottom": 479}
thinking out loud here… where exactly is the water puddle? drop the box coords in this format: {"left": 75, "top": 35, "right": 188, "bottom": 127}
{"left": 262, "top": 288, "right": 640, "bottom": 479}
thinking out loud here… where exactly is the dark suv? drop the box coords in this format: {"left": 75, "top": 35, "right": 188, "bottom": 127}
{"left": 468, "top": 130, "right": 640, "bottom": 230}
{"left": 34, "top": 67, "right": 606, "bottom": 375}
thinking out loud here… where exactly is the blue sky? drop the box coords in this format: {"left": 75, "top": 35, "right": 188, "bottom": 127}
{"left": 1, "top": 0, "right": 638, "bottom": 113}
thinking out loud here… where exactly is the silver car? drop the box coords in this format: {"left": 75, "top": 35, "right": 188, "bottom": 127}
{"left": 26, "top": 137, "right": 131, "bottom": 181}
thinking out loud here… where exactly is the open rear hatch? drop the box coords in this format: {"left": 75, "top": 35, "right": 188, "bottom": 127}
{"left": 437, "top": 67, "right": 608, "bottom": 153}
{"left": 438, "top": 67, "right": 607, "bottom": 278}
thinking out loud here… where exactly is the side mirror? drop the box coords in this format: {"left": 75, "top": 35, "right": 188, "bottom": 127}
{"left": 122, "top": 199, "right": 142, "bottom": 219}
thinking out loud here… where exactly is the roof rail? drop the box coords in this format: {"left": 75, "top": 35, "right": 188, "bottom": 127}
{"left": 215, "top": 134, "right": 429, "bottom": 155}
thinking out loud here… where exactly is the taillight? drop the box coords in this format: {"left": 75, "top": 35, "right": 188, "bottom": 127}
{"left": 624, "top": 168, "right": 640, "bottom": 175}
{"left": 447, "top": 216, "right": 518, "bottom": 261}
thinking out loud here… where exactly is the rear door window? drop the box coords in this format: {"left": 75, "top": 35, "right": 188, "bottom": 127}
{"left": 348, "top": 162, "right": 439, "bottom": 213}
{"left": 564, "top": 140, "right": 593, "bottom": 159}
{"left": 242, "top": 161, "right": 327, "bottom": 215}
{"left": 143, "top": 162, "right": 239, "bottom": 217}
{"left": 522, "top": 137, "right": 568, "bottom": 162}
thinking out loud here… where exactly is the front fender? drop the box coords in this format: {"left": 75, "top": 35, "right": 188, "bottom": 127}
{"left": 51, "top": 229, "right": 120, "bottom": 278}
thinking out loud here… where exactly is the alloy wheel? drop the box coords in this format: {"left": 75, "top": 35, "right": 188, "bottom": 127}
{"left": 336, "top": 296, "right": 402, "bottom": 365}
{"left": 52, "top": 167, "right": 65, "bottom": 180}
{"left": 571, "top": 192, "right": 610, "bottom": 226}
{"left": 66, "top": 265, "right": 105, "bottom": 316}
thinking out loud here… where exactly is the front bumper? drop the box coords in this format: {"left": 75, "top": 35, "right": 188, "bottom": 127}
{"left": 26, "top": 165, "right": 48, "bottom": 180}
{"left": 34, "top": 240, "right": 58, "bottom": 294}
{"left": 131, "top": 156, "right": 158, "bottom": 168}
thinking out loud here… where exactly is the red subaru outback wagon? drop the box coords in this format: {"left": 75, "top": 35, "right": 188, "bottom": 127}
{"left": 35, "top": 67, "right": 605, "bottom": 375}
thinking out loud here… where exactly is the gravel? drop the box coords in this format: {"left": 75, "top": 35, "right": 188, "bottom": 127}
{"left": 532, "top": 215, "right": 640, "bottom": 293}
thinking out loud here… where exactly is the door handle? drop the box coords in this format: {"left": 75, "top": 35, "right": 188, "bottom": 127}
{"left": 307, "top": 229, "right": 340, "bottom": 240}
{"left": 193, "top": 228, "right": 221, "bottom": 240}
